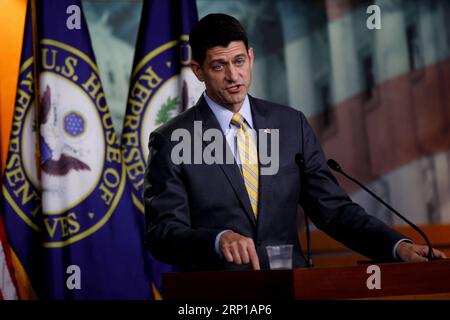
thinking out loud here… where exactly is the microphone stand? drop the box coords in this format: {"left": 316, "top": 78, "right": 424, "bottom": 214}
{"left": 327, "top": 159, "right": 435, "bottom": 261}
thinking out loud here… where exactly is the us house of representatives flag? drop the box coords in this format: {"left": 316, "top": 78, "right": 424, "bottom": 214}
{"left": 121, "top": 0, "right": 204, "bottom": 297}
{"left": 1, "top": 0, "right": 152, "bottom": 299}
{"left": 0, "top": 206, "right": 17, "bottom": 300}
{"left": 1, "top": 142, "right": 17, "bottom": 300}
{"left": 122, "top": 0, "right": 203, "bottom": 203}
{"left": 1, "top": 92, "right": 18, "bottom": 301}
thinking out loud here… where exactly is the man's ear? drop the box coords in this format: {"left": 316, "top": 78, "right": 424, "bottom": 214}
{"left": 191, "top": 60, "right": 204, "bottom": 82}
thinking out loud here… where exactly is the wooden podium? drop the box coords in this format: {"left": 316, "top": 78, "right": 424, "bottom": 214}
{"left": 163, "top": 259, "right": 450, "bottom": 300}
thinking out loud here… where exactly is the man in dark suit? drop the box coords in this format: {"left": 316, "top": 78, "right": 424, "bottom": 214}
{"left": 144, "top": 13, "right": 446, "bottom": 271}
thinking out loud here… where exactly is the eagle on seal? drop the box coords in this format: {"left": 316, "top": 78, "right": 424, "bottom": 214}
{"left": 39, "top": 85, "right": 91, "bottom": 176}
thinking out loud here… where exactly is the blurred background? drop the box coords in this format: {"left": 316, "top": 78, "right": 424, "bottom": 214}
{"left": 83, "top": 0, "right": 450, "bottom": 226}
{"left": 2, "top": 0, "right": 450, "bottom": 266}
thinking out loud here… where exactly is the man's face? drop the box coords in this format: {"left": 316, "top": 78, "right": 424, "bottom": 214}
{"left": 192, "top": 41, "right": 254, "bottom": 112}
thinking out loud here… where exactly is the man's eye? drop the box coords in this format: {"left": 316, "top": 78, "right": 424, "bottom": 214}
{"left": 212, "top": 65, "right": 223, "bottom": 71}
{"left": 235, "top": 59, "right": 245, "bottom": 65}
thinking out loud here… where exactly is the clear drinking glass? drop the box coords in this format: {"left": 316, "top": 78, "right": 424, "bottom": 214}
{"left": 265, "top": 244, "right": 293, "bottom": 270}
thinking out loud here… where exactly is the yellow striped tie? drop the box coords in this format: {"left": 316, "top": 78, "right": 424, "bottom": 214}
{"left": 231, "top": 113, "right": 259, "bottom": 216}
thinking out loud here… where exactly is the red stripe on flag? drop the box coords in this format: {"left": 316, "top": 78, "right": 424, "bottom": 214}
{"left": 310, "top": 58, "right": 450, "bottom": 193}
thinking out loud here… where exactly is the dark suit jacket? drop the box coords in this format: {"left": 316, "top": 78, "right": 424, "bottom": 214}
{"left": 144, "top": 95, "right": 406, "bottom": 271}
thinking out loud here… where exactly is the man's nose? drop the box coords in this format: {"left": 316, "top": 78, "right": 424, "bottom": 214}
{"left": 225, "top": 64, "right": 239, "bottom": 82}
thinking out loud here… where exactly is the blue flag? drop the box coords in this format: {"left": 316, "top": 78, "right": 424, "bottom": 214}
{"left": 2, "top": 0, "right": 152, "bottom": 299}
{"left": 121, "top": 0, "right": 203, "bottom": 297}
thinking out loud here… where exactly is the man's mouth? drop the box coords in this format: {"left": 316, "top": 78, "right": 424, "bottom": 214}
{"left": 226, "top": 85, "right": 242, "bottom": 94}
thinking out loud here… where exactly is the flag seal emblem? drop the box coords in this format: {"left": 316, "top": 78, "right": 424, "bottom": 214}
{"left": 122, "top": 36, "right": 203, "bottom": 208}
{"left": 3, "top": 39, "right": 125, "bottom": 248}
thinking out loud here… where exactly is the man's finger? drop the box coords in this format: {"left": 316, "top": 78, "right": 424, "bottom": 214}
{"left": 422, "top": 246, "right": 447, "bottom": 259}
{"left": 222, "top": 246, "right": 234, "bottom": 263}
{"left": 411, "top": 253, "right": 428, "bottom": 262}
{"left": 230, "top": 243, "right": 242, "bottom": 264}
{"left": 432, "top": 249, "right": 447, "bottom": 259}
{"left": 247, "top": 243, "right": 260, "bottom": 270}
{"left": 420, "top": 245, "right": 432, "bottom": 257}
{"left": 238, "top": 242, "right": 250, "bottom": 264}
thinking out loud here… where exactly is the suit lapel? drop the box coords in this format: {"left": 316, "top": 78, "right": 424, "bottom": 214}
{"left": 249, "top": 96, "right": 274, "bottom": 229}
{"left": 194, "top": 96, "right": 256, "bottom": 226}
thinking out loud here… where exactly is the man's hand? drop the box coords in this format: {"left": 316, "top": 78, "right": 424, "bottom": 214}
{"left": 396, "top": 241, "right": 447, "bottom": 262}
{"left": 219, "top": 231, "right": 260, "bottom": 270}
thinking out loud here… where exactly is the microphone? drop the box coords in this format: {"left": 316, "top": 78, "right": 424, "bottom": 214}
{"left": 327, "top": 158, "right": 435, "bottom": 261}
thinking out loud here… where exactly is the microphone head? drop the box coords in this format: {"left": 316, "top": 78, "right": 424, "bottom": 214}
{"left": 327, "top": 159, "right": 342, "bottom": 172}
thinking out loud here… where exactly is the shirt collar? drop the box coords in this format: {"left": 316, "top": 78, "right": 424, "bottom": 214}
{"left": 203, "top": 92, "right": 253, "bottom": 133}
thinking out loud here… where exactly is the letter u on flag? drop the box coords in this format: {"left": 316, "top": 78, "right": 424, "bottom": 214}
{"left": 121, "top": 0, "right": 203, "bottom": 298}
{"left": 1, "top": 0, "right": 152, "bottom": 299}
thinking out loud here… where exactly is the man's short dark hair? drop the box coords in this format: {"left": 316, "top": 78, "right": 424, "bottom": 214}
{"left": 189, "top": 13, "right": 249, "bottom": 65}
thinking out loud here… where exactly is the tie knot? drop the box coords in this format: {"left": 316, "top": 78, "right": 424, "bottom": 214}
{"left": 231, "top": 113, "right": 245, "bottom": 129}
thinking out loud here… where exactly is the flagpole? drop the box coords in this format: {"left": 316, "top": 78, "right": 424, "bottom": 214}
{"left": 30, "top": 0, "right": 41, "bottom": 176}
